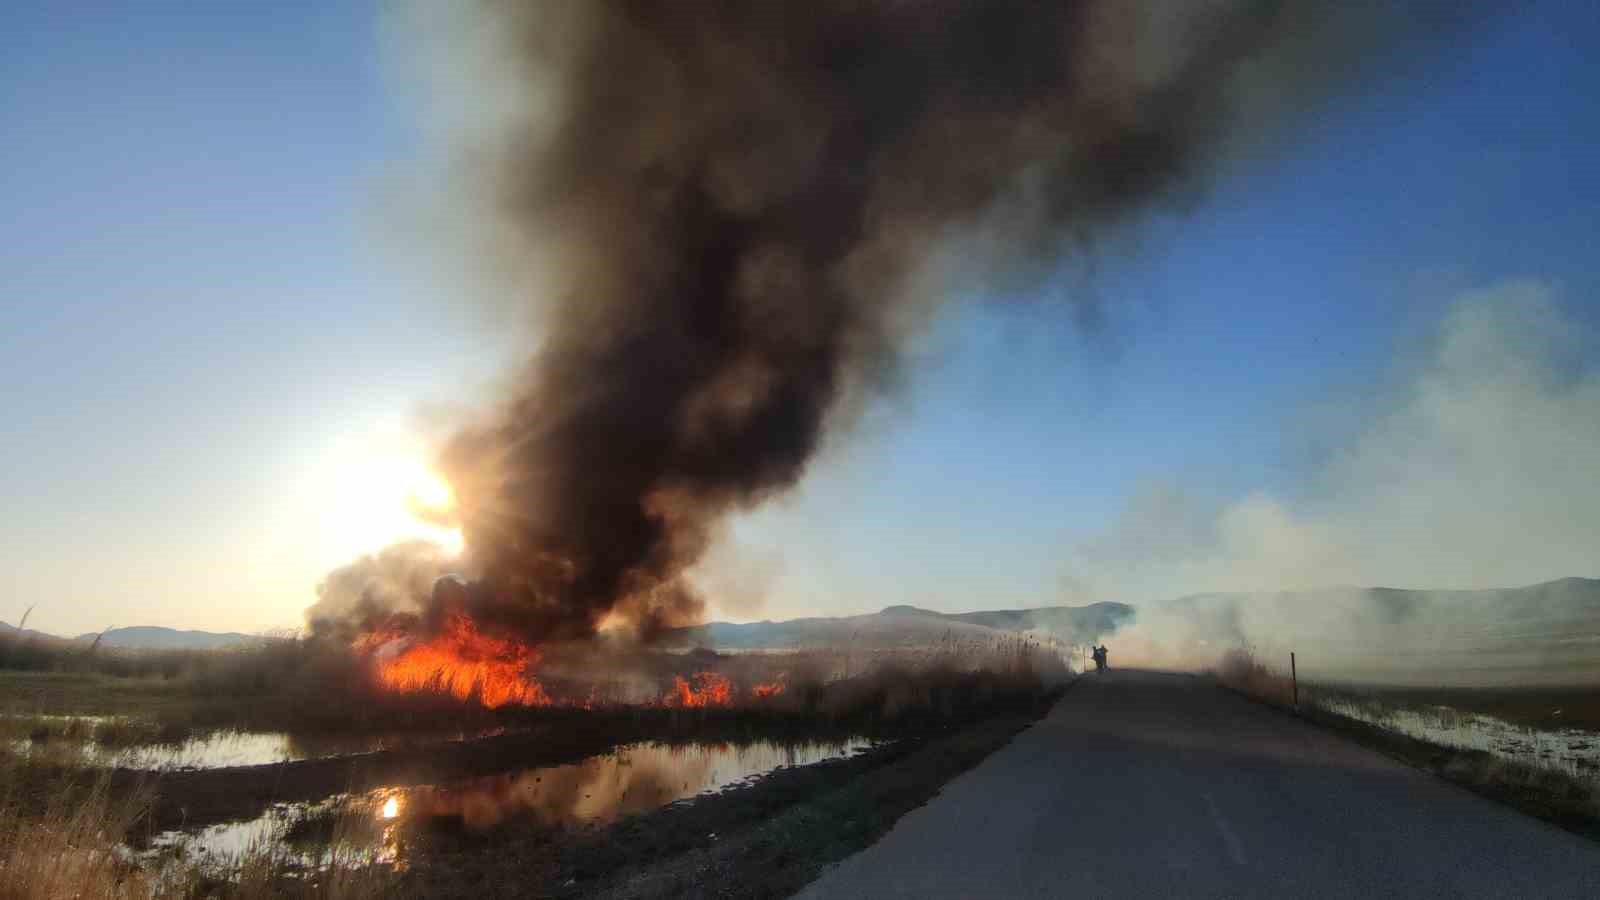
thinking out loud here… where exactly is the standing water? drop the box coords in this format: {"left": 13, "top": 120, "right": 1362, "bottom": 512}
{"left": 150, "top": 737, "right": 878, "bottom": 866}
{"left": 7, "top": 717, "right": 516, "bottom": 770}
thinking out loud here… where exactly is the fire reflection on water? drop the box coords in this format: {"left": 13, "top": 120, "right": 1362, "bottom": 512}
{"left": 402, "top": 738, "right": 871, "bottom": 829}
{"left": 150, "top": 738, "right": 875, "bottom": 866}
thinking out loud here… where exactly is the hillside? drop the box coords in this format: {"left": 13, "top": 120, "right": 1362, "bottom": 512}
{"left": 0, "top": 620, "right": 62, "bottom": 644}
{"left": 73, "top": 626, "right": 257, "bottom": 650}
{"left": 662, "top": 601, "right": 1134, "bottom": 650}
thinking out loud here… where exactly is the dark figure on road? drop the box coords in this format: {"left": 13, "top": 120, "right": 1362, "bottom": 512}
{"left": 1092, "top": 644, "right": 1108, "bottom": 674}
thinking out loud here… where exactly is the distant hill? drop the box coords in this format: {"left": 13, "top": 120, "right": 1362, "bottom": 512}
{"left": 71, "top": 626, "right": 258, "bottom": 651}
{"left": 1146, "top": 577, "right": 1600, "bottom": 686}
{"left": 661, "top": 601, "right": 1134, "bottom": 650}
{"left": 946, "top": 603, "right": 1133, "bottom": 639}
{"left": 0, "top": 620, "right": 62, "bottom": 644}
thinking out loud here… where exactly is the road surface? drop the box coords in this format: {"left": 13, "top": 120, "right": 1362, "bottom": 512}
{"left": 800, "top": 670, "right": 1600, "bottom": 898}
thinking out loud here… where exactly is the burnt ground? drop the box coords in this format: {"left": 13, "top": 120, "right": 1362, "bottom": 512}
{"left": 394, "top": 693, "right": 1061, "bottom": 899}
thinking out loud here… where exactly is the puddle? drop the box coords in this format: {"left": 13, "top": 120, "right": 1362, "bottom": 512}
{"left": 152, "top": 737, "right": 876, "bottom": 864}
{"left": 1314, "top": 696, "right": 1600, "bottom": 776}
{"left": 10, "top": 720, "right": 515, "bottom": 770}
{"left": 395, "top": 737, "right": 878, "bottom": 828}
{"left": 148, "top": 794, "right": 399, "bottom": 871}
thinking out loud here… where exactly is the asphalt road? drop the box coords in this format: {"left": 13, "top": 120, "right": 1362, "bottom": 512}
{"left": 800, "top": 670, "right": 1600, "bottom": 899}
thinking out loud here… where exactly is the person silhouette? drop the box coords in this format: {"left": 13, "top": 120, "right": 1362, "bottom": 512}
{"left": 1092, "top": 644, "right": 1109, "bottom": 673}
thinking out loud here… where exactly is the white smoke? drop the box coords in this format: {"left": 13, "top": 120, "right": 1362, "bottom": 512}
{"left": 1070, "top": 280, "right": 1600, "bottom": 675}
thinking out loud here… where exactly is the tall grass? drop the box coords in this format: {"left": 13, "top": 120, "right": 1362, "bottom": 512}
{"left": 0, "top": 753, "right": 394, "bottom": 899}
{"left": 0, "top": 767, "right": 156, "bottom": 898}
{"left": 1214, "top": 645, "right": 1297, "bottom": 706}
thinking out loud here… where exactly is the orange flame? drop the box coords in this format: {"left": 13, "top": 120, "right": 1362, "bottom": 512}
{"left": 751, "top": 680, "right": 786, "bottom": 699}
{"left": 376, "top": 612, "right": 550, "bottom": 708}
{"left": 664, "top": 671, "right": 732, "bottom": 708}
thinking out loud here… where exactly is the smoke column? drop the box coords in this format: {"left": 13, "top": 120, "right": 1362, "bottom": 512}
{"left": 315, "top": 2, "right": 1468, "bottom": 640}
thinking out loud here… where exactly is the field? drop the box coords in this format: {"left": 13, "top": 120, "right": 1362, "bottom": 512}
{"left": 0, "top": 628, "right": 1070, "bottom": 898}
{"left": 1213, "top": 647, "right": 1600, "bottom": 838}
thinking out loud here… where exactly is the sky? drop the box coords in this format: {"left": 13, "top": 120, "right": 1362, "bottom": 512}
{"left": 2, "top": 2, "right": 1597, "bottom": 635}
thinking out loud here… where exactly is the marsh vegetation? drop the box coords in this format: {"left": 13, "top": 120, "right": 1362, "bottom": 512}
{"left": 0, "top": 626, "right": 1068, "bottom": 897}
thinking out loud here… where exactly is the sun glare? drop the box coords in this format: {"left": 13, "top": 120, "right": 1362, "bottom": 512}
{"left": 414, "top": 470, "right": 454, "bottom": 511}
{"left": 325, "top": 451, "right": 464, "bottom": 559}
{"left": 435, "top": 524, "right": 466, "bottom": 556}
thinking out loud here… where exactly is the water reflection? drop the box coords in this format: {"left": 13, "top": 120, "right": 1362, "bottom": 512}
{"left": 404, "top": 737, "right": 874, "bottom": 828}
{"left": 149, "top": 795, "right": 400, "bottom": 870}
{"left": 1316, "top": 697, "right": 1600, "bottom": 775}
{"left": 153, "top": 737, "right": 875, "bottom": 863}
{"left": 11, "top": 720, "right": 515, "bottom": 770}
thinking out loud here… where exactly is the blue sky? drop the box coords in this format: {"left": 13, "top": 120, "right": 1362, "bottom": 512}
{"left": 2, "top": 3, "right": 1596, "bottom": 634}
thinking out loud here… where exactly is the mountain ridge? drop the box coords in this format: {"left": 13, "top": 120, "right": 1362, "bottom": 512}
{"left": 73, "top": 626, "right": 258, "bottom": 650}
{"left": 660, "top": 601, "right": 1135, "bottom": 650}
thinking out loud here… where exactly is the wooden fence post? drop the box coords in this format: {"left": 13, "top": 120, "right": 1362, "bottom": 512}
{"left": 1291, "top": 651, "right": 1299, "bottom": 708}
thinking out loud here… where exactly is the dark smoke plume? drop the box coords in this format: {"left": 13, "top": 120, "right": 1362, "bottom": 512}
{"left": 326, "top": 2, "right": 1469, "bottom": 642}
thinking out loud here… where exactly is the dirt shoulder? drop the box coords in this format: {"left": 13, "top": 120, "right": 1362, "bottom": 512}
{"left": 397, "top": 692, "right": 1062, "bottom": 899}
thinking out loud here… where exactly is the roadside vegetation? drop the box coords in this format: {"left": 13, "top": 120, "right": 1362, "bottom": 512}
{"left": 0, "top": 761, "right": 396, "bottom": 899}
{"left": 1213, "top": 646, "right": 1600, "bottom": 840}
{"left": 2, "top": 626, "right": 1068, "bottom": 736}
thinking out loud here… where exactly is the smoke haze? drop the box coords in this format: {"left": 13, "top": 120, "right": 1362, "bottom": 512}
{"left": 317, "top": 2, "right": 1473, "bottom": 641}
{"left": 308, "top": 540, "right": 457, "bottom": 637}
{"left": 1070, "top": 281, "right": 1600, "bottom": 681}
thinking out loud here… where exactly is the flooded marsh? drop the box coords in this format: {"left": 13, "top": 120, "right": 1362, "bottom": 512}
{"left": 143, "top": 737, "right": 877, "bottom": 867}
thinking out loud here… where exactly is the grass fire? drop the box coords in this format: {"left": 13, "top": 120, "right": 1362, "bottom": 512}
{"left": 363, "top": 609, "right": 551, "bottom": 710}
{"left": 0, "top": 594, "right": 1083, "bottom": 897}
{"left": 5, "top": 0, "right": 1597, "bottom": 897}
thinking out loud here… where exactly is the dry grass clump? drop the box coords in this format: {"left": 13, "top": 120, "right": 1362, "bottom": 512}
{"left": 1214, "top": 645, "right": 1297, "bottom": 707}
{"left": 0, "top": 768, "right": 157, "bottom": 899}
{"left": 1444, "top": 753, "right": 1600, "bottom": 821}
{"left": 703, "top": 632, "right": 1071, "bottom": 727}
{"left": 0, "top": 752, "right": 394, "bottom": 899}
